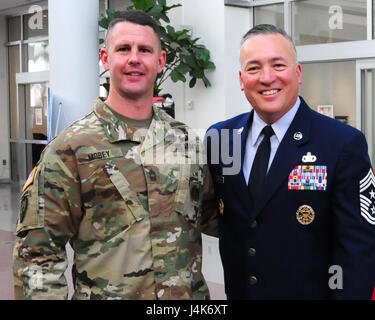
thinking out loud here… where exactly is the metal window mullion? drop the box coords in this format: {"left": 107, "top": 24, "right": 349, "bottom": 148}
{"left": 250, "top": 6, "right": 254, "bottom": 28}
{"left": 250, "top": 0, "right": 284, "bottom": 7}
{"left": 368, "top": 0, "right": 373, "bottom": 40}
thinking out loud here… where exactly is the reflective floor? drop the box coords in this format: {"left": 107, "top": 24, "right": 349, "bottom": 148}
{"left": 0, "top": 183, "right": 21, "bottom": 300}
{"left": 0, "top": 182, "right": 226, "bottom": 300}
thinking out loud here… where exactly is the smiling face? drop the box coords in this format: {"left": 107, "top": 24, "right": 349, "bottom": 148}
{"left": 239, "top": 33, "right": 302, "bottom": 124}
{"left": 101, "top": 21, "right": 166, "bottom": 101}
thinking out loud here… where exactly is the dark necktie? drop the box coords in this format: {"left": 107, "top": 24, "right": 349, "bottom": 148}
{"left": 248, "top": 125, "right": 275, "bottom": 201}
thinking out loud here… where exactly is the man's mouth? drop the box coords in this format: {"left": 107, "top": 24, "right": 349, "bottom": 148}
{"left": 126, "top": 72, "right": 144, "bottom": 76}
{"left": 260, "top": 89, "right": 280, "bottom": 96}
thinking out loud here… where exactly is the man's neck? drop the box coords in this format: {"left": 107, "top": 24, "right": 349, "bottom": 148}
{"left": 105, "top": 90, "right": 153, "bottom": 120}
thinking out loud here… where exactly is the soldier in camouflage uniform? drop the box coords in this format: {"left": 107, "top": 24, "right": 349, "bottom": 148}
{"left": 13, "top": 10, "right": 218, "bottom": 300}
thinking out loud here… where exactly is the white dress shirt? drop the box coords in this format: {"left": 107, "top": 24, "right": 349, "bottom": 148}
{"left": 243, "top": 97, "right": 301, "bottom": 185}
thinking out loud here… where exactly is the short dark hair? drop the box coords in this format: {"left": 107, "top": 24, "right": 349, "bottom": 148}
{"left": 105, "top": 10, "right": 161, "bottom": 48}
{"left": 241, "top": 24, "right": 296, "bottom": 57}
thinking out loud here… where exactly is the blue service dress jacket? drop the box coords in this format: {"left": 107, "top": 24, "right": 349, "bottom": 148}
{"left": 206, "top": 97, "right": 375, "bottom": 300}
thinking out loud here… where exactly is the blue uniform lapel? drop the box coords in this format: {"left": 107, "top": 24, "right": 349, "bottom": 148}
{"left": 251, "top": 100, "right": 313, "bottom": 219}
{"left": 226, "top": 112, "right": 252, "bottom": 196}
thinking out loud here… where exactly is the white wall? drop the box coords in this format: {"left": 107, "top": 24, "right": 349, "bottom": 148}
{"left": 224, "top": 6, "right": 251, "bottom": 119}
{"left": 0, "top": 15, "right": 11, "bottom": 181}
{"left": 163, "top": 1, "right": 251, "bottom": 131}
{"left": 48, "top": 0, "right": 99, "bottom": 136}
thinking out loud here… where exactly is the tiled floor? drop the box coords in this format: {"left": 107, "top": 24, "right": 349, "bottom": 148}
{"left": 0, "top": 182, "right": 226, "bottom": 300}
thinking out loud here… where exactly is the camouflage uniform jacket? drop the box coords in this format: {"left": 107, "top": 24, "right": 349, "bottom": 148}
{"left": 13, "top": 98, "right": 218, "bottom": 300}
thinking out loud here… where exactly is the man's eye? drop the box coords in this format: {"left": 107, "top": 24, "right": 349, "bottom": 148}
{"left": 140, "top": 48, "right": 151, "bottom": 53}
{"left": 118, "top": 47, "right": 130, "bottom": 51}
{"left": 247, "top": 67, "right": 259, "bottom": 73}
{"left": 274, "top": 64, "right": 286, "bottom": 70}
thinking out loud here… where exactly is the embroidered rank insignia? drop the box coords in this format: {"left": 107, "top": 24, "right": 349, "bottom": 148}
{"left": 288, "top": 165, "right": 327, "bottom": 190}
{"left": 22, "top": 167, "right": 38, "bottom": 192}
{"left": 296, "top": 205, "right": 315, "bottom": 225}
{"left": 218, "top": 199, "right": 224, "bottom": 215}
{"left": 359, "top": 169, "right": 375, "bottom": 225}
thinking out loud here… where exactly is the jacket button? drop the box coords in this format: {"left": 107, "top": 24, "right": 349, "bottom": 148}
{"left": 249, "top": 276, "right": 258, "bottom": 285}
{"left": 250, "top": 220, "right": 257, "bottom": 228}
{"left": 248, "top": 248, "right": 256, "bottom": 256}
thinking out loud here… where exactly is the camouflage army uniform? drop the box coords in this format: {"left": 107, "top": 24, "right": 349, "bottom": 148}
{"left": 13, "top": 98, "right": 218, "bottom": 300}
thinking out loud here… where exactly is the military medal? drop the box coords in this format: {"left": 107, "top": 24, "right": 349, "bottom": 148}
{"left": 219, "top": 199, "right": 224, "bottom": 215}
{"left": 288, "top": 165, "right": 327, "bottom": 190}
{"left": 296, "top": 205, "right": 315, "bottom": 225}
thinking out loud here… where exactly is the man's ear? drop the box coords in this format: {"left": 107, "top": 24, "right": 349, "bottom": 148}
{"left": 100, "top": 47, "right": 110, "bottom": 71}
{"left": 157, "top": 50, "right": 167, "bottom": 74}
{"left": 296, "top": 64, "right": 303, "bottom": 85}
{"left": 239, "top": 70, "right": 244, "bottom": 91}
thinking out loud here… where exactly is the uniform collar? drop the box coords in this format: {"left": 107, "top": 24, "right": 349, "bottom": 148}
{"left": 93, "top": 97, "right": 185, "bottom": 146}
{"left": 251, "top": 97, "right": 301, "bottom": 146}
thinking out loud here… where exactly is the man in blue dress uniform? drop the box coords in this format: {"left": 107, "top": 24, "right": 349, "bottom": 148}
{"left": 206, "top": 24, "right": 375, "bottom": 299}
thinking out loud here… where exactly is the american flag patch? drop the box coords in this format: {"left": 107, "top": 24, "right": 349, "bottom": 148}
{"left": 288, "top": 165, "right": 327, "bottom": 190}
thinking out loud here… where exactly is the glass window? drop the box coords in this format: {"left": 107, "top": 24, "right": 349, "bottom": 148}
{"left": 100, "top": 0, "right": 107, "bottom": 15}
{"left": 299, "top": 61, "right": 356, "bottom": 128}
{"left": 292, "top": 0, "right": 367, "bottom": 45}
{"left": 22, "top": 42, "right": 50, "bottom": 72}
{"left": 24, "top": 83, "right": 48, "bottom": 141}
{"left": 23, "top": 10, "right": 48, "bottom": 40}
{"left": 8, "top": 16, "right": 21, "bottom": 42}
{"left": 109, "top": 0, "right": 132, "bottom": 11}
{"left": 254, "top": 4, "right": 284, "bottom": 29}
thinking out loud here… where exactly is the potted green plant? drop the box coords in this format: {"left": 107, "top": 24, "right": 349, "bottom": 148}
{"left": 99, "top": 0, "right": 216, "bottom": 101}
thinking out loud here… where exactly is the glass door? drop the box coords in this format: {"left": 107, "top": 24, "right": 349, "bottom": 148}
{"left": 10, "top": 71, "right": 49, "bottom": 184}
{"left": 356, "top": 60, "right": 375, "bottom": 165}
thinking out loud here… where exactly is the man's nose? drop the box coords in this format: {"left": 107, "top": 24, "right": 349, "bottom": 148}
{"left": 259, "top": 67, "right": 276, "bottom": 84}
{"left": 128, "top": 48, "right": 140, "bottom": 64}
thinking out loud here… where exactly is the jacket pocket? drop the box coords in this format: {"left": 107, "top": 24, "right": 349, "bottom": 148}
{"left": 82, "top": 160, "right": 145, "bottom": 241}
{"left": 174, "top": 164, "right": 204, "bottom": 226}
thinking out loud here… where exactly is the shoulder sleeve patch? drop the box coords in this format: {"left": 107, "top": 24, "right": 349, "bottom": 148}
{"left": 22, "top": 167, "right": 38, "bottom": 192}
{"left": 359, "top": 168, "right": 375, "bottom": 225}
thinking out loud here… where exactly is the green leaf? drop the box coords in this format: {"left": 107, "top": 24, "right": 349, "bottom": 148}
{"left": 183, "top": 54, "right": 198, "bottom": 69}
{"left": 176, "top": 63, "right": 191, "bottom": 74}
{"left": 189, "top": 78, "right": 197, "bottom": 88}
{"left": 177, "top": 33, "right": 190, "bottom": 41}
{"left": 102, "top": 83, "right": 110, "bottom": 93}
{"left": 159, "top": 12, "right": 170, "bottom": 23}
{"left": 170, "top": 42, "right": 180, "bottom": 50}
{"left": 205, "top": 61, "right": 216, "bottom": 70}
{"left": 181, "top": 47, "right": 190, "bottom": 56}
{"left": 166, "top": 25, "right": 176, "bottom": 37}
{"left": 170, "top": 69, "right": 186, "bottom": 83}
{"left": 133, "top": 0, "right": 155, "bottom": 11}
{"left": 158, "top": 0, "right": 166, "bottom": 7}
{"left": 166, "top": 4, "right": 182, "bottom": 11}
{"left": 99, "top": 18, "right": 109, "bottom": 29}
{"left": 147, "top": 5, "right": 163, "bottom": 18}
{"left": 202, "top": 75, "right": 211, "bottom": 87}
